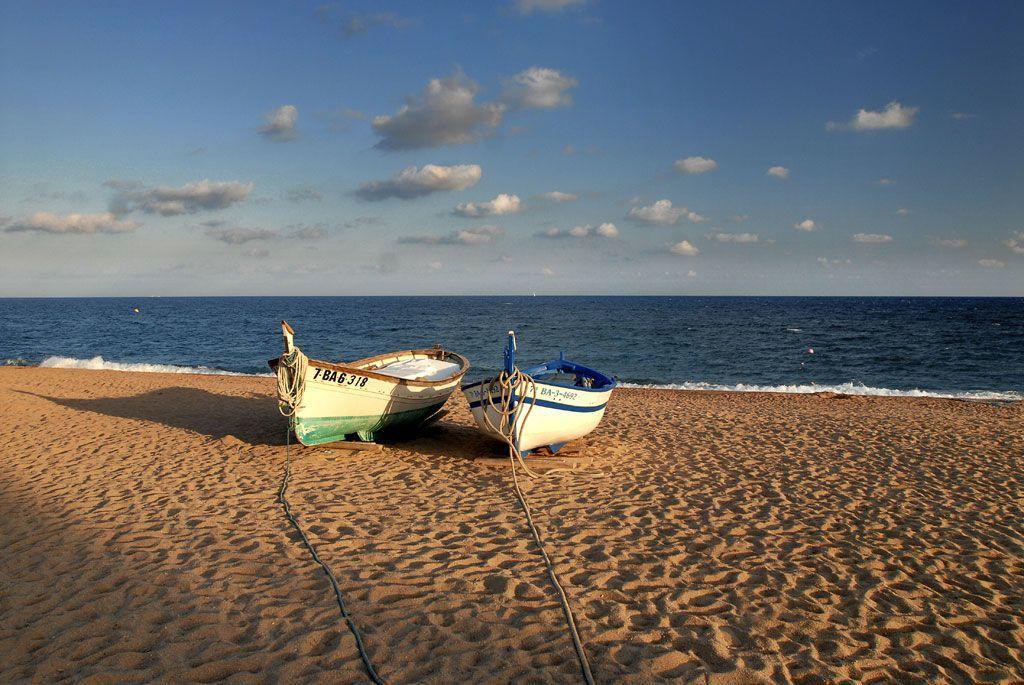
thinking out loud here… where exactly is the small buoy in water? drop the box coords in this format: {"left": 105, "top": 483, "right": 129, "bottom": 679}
{"left": 133, "top": 307, "right": 140, "bottom": 313}
{"left": 808, "top": 347, "right": 815, "bottom": 354}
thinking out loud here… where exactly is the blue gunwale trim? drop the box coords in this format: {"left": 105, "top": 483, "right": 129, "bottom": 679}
{"left": 467, "top": 396, "right": 608, "bottom": 413}
{"left": 462, "top": 375, "right": 617, "bottom": 394}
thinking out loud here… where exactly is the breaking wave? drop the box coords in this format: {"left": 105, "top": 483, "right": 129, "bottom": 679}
{"left": 39, "top": 355, "right": 271, "bottom": 377}
{"left": 619, "top": 380, "right": 1022, "bottom": 401}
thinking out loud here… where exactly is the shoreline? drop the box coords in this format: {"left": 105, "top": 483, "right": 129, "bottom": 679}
{"left": 2, "top": 367, "right": 1022, "bottom": 682}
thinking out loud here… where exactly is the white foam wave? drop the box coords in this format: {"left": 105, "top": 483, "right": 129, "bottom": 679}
{"left": 620, "top": 380, "right": 1022, "bottom": 401}
{"left": 39, "top": 355, "right": 271, "bottom": 377}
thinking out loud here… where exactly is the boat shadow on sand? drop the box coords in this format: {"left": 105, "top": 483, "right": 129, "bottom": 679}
{"left": 21, "top": 387, "right": 497, "bottom": 454}
{"left": 20, "top": 387, "right": 287, "bottom": 446}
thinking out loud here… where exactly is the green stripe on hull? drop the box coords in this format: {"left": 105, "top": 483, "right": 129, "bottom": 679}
{"left": 294, "top": 402, "right": 446, "bottom": 446}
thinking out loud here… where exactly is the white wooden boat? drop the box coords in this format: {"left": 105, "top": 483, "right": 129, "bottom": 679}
{"left": 462, "top": 332, "right": 615, "bottom": 455}
{"left": 271, "top": 321, "right": 469, "bottom": 446}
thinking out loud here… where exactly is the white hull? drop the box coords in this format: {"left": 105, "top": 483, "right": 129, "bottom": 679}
{"left": 462, "top": 379, "right": 613, "bottom": 452}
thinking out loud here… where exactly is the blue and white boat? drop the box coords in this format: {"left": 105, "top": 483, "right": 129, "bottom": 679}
{"left": 462, "top": 332, "right": 616, "bottom": 455}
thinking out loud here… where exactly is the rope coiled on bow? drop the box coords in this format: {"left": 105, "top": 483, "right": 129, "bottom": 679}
{"left": 276, "top": 346, "right": 308, "bottom": 417}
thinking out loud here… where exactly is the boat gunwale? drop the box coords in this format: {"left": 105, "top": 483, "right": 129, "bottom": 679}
{"left": 462, "top": 373, "right": 617, "bottom": 395}
{"left": 271, "top": 348, "right": 470, "bottom": 388}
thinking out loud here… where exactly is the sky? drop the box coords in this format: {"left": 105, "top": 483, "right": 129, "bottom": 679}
{"left": 1, "top": 0, "right": 1022, "bottom": 296}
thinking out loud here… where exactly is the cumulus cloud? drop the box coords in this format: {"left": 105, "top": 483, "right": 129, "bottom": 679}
{"left": 706, "top": 231, "right": 759, "bottom": 243}
{"left": 670, "top": 240, "right": 700, "bottom": 256}
{"left": 793, "top": 219, "right": 818, "bottom": 232}
{"left": 827, "top": 101, "right": 919, "bottom": 131}
{"left": 896, "top": 208, "right": 910, "bottom": 215}
{"left": 852, "top": 233, "right": 893, "bottom": 243}
{"left": 107, "top": 179, "right": 253, "bottom": 216}
{"left": 371, "top": 72, "right": 505, "bottom": 150}
{"left": 674, "top": 156, "right": 717, "bottom": 174}
{"left": 315, "top": 5, "right": 412, "bottom": 39}
{"left": 766, "top": 166, "right": 790, "bottom": 179}
{"left": 206, "top": 227, "right": 277, "bottom": 245}
{"left": 5, "top": 211, "right": 139, "bottom": 235}
{"left": 344, "top": 216, "right": 384, "bottom": 228}
{"left": 933, "top": 237, "right": 967, "bottom": 249}
{"left": 515, "top": 0, "right": 586, "bottom": 13}
{"left": 502, "top": 67, "right": 577, "bottom": 109}
{"left": 454, "top": 193, "right": 522, "bottom": 217}
{"left": 540, "top": 222, "right": 617, "bottom": 239}
{"left": 628, "top": 199, "right": 705, "bottom": 226}
{"left": 540, "top": 191, "right": 578, "bottom": 202}
{"left": 1005, "top": 231, "right": 1024, "bottom": 255}
{"left": 285, "top": 186, "right": 323, "bottom": 203}
{"left": 259, "top": 105, "right": 298, "bottom": 141}
{"left": 399, "top": 225, "right": 503, "bottom": 246}
{"left": 356, "top": 164, "right": 482, "bottom": 201}
{"left": 979, "top": 258, "right": 1005, "bottom": 268}
{"left": 288, "top": 224, "right": 328, "bottom": 240}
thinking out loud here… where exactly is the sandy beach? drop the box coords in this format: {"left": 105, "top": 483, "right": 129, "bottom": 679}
{"left": 1, "top": 367, "right": 1021, "bottom": 683}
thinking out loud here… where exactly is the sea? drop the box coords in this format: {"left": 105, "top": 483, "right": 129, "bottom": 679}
{"left": 1, "top": 296, "right": 1022, "bottom": 401}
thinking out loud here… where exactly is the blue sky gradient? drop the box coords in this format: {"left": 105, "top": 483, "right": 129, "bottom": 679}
{"left": 1, "top": 0, "right": 1022, "bottom": 295}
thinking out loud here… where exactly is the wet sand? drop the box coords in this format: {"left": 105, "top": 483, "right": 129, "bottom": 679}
{"left": 1, "top": 367, "right": 1022, "bottom": 683}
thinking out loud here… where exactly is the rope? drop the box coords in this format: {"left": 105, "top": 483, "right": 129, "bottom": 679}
{"left": 276, "top": 347, "right": 308, "bottom": 417}
{"left": 278, "top": 421, "right": 385, "bottom": 684}
{"left": 480, "top": 368, "right": 596, "bottom": 685}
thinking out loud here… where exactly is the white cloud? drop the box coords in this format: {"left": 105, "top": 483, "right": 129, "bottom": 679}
{"left": 5, "top": 211, "right": 139, "bottom": 234}
{"left": 107, "top": 179, "right": 253, "bottom": 216}
{"left": 515, "top": 0, "right": 586, "bottom": 14}
{"left": 766, "top": 166, "right": 790, "bottom": 179}
{"left": 1005, "top": 231, "right": 1024, "bottom": 255}
{"left": 877, "top": 178, "right": 896, "bottom": 186}
{"left": 933, "top": 237, "right": 967, "bottom": 249}
{"left": 896, "top": 208, "right": 910, "bottom": 215}
{"left": 670, "top": 240, "right": 700, "bottom": 256}
{"left": 707, "top": 231, "right": 759, "bottom": 243}
{"left": 686, "top": 270, "right": 697, "bottom": 279}
{"left": 793, "top": 219, "right": 818, "bottom": 232}
{"left": 852, "top": 233, "right": 893, "bottom": 243}
{"left": 827, "top": 101, "right": 919, "bottom": 131}
{"left": 289, "top": 224, "right": 328, "bottom": 240}
{"left": 399, "top": 225, "right": 503, "bottom": 246}
{"left": 285, "top": 186, "right": 322, "bottom": 203}
{"left": 259, "top": 105, "right": 298, "bottom": 142}
{"left": 817, "top": 256, "right": 851, "bottom": 267}
{"left": 628, "top": 199, "right": 705, "bottom": 225}
{"left": 454, "top": 193, "right": 522, "bottom": 217}
{"left": 951, "top": 112, "right": 975, "bottom": 120}
{"left": 541, "top": 222, "right": 617, "bottom": 239}
{"left": 371, "top": 72, "right": 505, "bottom": 150}
{"left": 674, "top": 156, "right": 717, "bottom": 174}
{"left": 979, "top": 258, "right": 1005, "bottom": 268}
{"left": 540, "top": 191, "right": 579, "bottom": 202}
{"left": 502, "top": 67, "right": 578, "bottom": 109}
{"left": 356, "top": 164, "right": 482, "bottom": 201}
{"left": 206, "top": 227, "right": 277, "bottom": 245}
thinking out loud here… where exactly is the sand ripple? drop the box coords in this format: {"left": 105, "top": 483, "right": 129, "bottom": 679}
{"left": 1, "top": 369, "right": 1022, "bottom": 683}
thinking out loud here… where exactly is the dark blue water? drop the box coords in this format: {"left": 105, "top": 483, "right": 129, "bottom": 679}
{"left": 1, "top": 297, "right": 1022, "bottom": 399}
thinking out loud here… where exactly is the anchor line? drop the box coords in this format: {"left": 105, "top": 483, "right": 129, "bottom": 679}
{"left": 278, "top": 421, "right": 385, "bottom": 684}
{"left": 480, "top": 368, "right": 596, "bottom": 685}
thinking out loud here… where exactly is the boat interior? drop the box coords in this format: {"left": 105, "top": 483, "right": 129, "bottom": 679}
{"left": 523, "top": 355, "right": 616, "bottom": 391}
{"left": 357, "top": 351, "right": 465, "bottom": 382}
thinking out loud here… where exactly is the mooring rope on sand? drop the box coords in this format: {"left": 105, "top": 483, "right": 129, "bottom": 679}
{"left": 480, "top": 368, "right": 596, "bottom": 685}
{"left": 277, "top": 423, "right": 385, "bottom": 684}
{"left": 276, "top": 351, "right": 385, "bottom": 684}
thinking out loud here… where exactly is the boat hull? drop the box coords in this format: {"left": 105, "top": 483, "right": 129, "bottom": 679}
{"left": 462, "top": 379, "right": 613, "bottom": 453}
{"left": 287, "top": 358, "right": 462, "bottom": 445}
